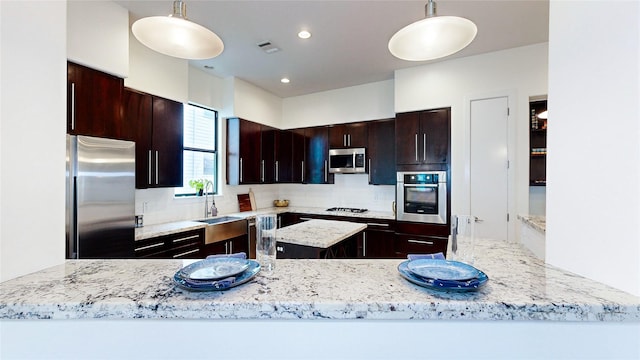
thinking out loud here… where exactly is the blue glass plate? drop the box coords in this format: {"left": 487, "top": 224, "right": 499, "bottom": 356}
{"left": 178, "top": 257, "right": 250, "bottom": 281}
{"left": 398, "top": 260, "right": 488, "bottom": 292}
{"left": 406, "top": 258, "right": 479, "bottom": 281}
{"left": 174, "top": 260, "right": 260, "bottom": 292}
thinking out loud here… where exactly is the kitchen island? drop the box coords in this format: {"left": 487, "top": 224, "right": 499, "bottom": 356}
{"left": 276, "top": 219, "right": 366, "bottom": 258}
{"left": 1, "top": 240, "right": 639, "bottom": 359}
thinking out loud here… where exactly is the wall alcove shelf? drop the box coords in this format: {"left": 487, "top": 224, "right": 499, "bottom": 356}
{"left": 529, "top": 99, "right": 547, "bottom": 186}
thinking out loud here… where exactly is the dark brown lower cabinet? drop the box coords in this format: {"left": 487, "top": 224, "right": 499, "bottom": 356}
{"left": 276, "top": 232, "right": 360, "bottom": 259}
{"left": 201, "top": 236, "right": 249, "bottom": 258}
{"left": 360, "top": 225, "right": 396, "bottom": 258}
{"left": 282, "top": 213, "right": 397, "bottom": 258}
{"left": 135, "top": 228, "right": 204, "bottom": 259}
{"left": 394, "top": 222, "right": 449, "bottom": 257}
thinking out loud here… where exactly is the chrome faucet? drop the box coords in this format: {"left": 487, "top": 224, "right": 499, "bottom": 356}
{"left": 204, "top": 180, "right": 217, "bottom": 218}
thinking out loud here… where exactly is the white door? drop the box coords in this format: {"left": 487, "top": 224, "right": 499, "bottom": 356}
{"left": 470, "top": 96, "right": 509, "bottom": 240}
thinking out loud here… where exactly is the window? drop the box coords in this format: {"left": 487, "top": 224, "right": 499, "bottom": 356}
{"left": 174, "top": 104, "right": 218, "bottom": 196}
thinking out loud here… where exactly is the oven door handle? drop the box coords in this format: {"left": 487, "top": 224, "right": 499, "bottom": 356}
{"left": 403, "top": 184, "right": 439, "bottom": 188}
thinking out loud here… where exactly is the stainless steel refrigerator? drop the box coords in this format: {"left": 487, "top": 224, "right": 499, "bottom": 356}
{"left": 66, "top": 135, "right": 136, "bottom": 259}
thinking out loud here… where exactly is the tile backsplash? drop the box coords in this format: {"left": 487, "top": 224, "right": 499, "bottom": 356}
{"left": 135, "top": 174, "right": 395, "bottom": 226}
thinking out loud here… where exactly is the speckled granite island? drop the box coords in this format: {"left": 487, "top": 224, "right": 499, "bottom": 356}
{"left": 276, "top": 219, "right": 366, "bottom": 248}
{"left": 1, "top": 240, "right": 639, "bottom": 359}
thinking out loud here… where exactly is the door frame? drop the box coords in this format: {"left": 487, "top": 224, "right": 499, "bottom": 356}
{"left": 463, "top": 90, "right": 517, "bottom": 242}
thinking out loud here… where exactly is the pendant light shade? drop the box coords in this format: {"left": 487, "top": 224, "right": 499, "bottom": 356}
{"left": 389, "top": 0, "right": 477, "bottom": 61}
{"left": 132, "top": 1, "right": 223, "bottom": 60}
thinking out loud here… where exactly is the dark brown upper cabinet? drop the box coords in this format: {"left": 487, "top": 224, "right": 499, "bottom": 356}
{"left": 302, "top": 126, "right": 334, "bottom": 184}
{"left": 329, "top": 122, "right": 368, "bottom": 148}
{"left": 260, "top": 125, "right": 277, "bottom": 184}
{"left": 274, "top": 130, "right": 294, "bottom": 183}
{"left": 123, "top": 88, "right": 183, "bottom": 189}
{"left": 227, "top": 118, "right": 262, "bottom": 185}
{"left": 367, "top": 118, "right": 396, "bottom": 185}
{"left": 396, "top": 108, "right": 450, "bottom": 170}
{"left": 291, "top": 128, "right": 306, "bottom": 183}
{"left": 67, "top": 61, "right": 126, "bottom": 139}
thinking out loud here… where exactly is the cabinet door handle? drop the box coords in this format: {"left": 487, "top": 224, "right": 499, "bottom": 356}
{"left": 147, "top": 151, "right": 152, "bottom": 185}
{"left": 277, "top": 216, "right": 282, "bottom": 228}
{"left": 261, "top": 160, "right": 265, "bottom": 182}
{"left": 366, "top": 222, "right": 390, "bottom": 227}
{"left": 300, "top": 217, "right": 313, "bottom": 221}
{"left": 324, "top": 160, "right": 328, "bottom": 182}
{"left": 70, "top": 83, "right": 76, "bottom": 130}
{"left": 348, "top": 134, "right": 351, "bottom": 147}
{"left": 408, "top": 239, "right": 434, "bottom": 245}
{"left": 275, "top": 161, "right": 279, "bottom": 182}
{"left": 423, "top": 133, "right": 427, "bottom": 161}
{"left": 173, "top": 248, "right": 199, "bottom": 258}
{"left": 224, "top": 241, "right": 228, "bottom": 254}
{"left": 171, "top": 234, "right": 200, "bottom": 243}
{"left": 368, "top": 158, "right": 371, "bottom": 183}
{"left": 240, "top": 158, "right": 243, "bottom": 183}
{"left": 301, "top": 161, "right": 305, "bottom": 182}
{"left": 363, "top": 232, "right": 367, "bottom": 257}
{"left": 155, "top": 150, "right": 159, "bottom": 185}
{"left": 135, "top": 242, "right": 164, "bottom": 252}
{"left": 343, "top": 134, "right": 347, "bottom": 147}
{"left": 229, "top": 241, "right": 233, "bottom": 254}
{"left": 414, "top": 133, "right": 418, "bottom": 162}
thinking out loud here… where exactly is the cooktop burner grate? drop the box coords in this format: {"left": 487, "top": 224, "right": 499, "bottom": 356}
{"left": 326, "top": 207, "right": 368, "bottom": 213}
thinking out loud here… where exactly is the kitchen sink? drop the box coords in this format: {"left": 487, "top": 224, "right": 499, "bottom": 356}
{"left": 198, "top": 216, "right": 244, "bottom": 225}
{"left": 197, "top": 216, "right": 247, "bottom": 245}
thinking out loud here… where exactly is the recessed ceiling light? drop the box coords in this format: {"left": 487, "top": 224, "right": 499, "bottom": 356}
{"left": 281, "top": 78, "right": 290, "bottom": 84}
{"left": 298, "top": 30, "right": 311, "bottom": 39}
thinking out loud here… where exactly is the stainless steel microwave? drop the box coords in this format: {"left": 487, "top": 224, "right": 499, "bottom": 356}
{"left": 328, "top": 148, "right": 366, "bottom": 174}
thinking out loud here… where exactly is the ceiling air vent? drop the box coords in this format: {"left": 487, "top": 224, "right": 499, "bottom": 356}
{"left": 257, "top": 41, "right": 281, "bottom": 54}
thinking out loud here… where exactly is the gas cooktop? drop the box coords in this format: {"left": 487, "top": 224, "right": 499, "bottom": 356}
{"left": 325, "top": 207, "right": 368, "bottom": 213}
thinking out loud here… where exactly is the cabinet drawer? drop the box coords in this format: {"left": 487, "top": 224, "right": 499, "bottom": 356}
{"left": 135, "top": 228, "right": 204, "bottom": 259}
{"left": 168, "top": 232, "right": 202, "bottom": 259}
{"left": 134, "top": 238, "right": 168, "bottom": 258}
{"left": 395, "top": 234, "right": 448, "bottom": 257}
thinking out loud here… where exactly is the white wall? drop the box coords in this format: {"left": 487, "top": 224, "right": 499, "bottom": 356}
{"left": 124, "top": 26, "right": 189, "bottom": 103}
{"left": 395, "top": 43, "right": 549, "bottom": 242}
{"left": 231, "top": 78, "right": 283, "bottom": 128}
{"left": 67, "top": 0, "right": 129, "bottom": 78}
{"left": 282, "top": 80, "right": 395, "bottom": 129}
{"left": 529, "top": 187, "right": 546, "bottom": 215}
{"left": 3, "top": 319, "right": 640, "bottom": 359}
{"left": 547, "top": 0, "right": 640, "bottom": 296}
{"left": 0, "top": 1, "right": 67, "bottom": 281}
{"left": 188, "top": 66, "right": 225, "bottom": 110}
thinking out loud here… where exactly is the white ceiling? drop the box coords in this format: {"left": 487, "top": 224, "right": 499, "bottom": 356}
{"left": 115, "top": 0, "right": 549, "bottom": 98}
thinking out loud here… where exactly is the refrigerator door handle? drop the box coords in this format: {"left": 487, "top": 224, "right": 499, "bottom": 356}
{"left": 71, "top": 176, "right": 79, "bottom": 258}
{"left": 66, "top": 135, "right": 79, "bottom": 259}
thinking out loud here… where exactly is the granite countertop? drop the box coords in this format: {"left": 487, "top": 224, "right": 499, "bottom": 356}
{"left": 1, "top": 240, "right": 638, "bottom": 321}
{"left": 518, "top": 215, "right": 546, "bottom": 233}
{"left": 135, "top": 207, "right": 395, "bottom": 240}
{"left": 135, "top": 221, "right": 206, "bottom": 241}
{"left": 276, "top": 219, "right": 367, "bottom": 248}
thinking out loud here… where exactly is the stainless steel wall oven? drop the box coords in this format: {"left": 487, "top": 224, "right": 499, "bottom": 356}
{"left": 396, "top": 171, "right": 447, "bottom": 224}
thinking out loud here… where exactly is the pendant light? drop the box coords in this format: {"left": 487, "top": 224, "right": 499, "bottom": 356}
{"left": 388, "top": 0, "right": 477, "bottom": 61}
{"left": 132, "top": 0, "right": 224, "bottom": 60}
